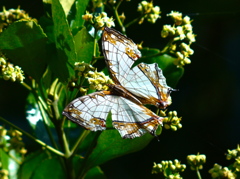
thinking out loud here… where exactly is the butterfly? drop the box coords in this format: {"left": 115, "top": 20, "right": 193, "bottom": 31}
{"left": 62, "top": 27, "right": 174, "bottom": 139}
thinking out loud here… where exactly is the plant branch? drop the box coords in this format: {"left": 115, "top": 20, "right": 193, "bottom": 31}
{"left": 21, "top": 82, "right": 32, "bottom": 91}
{"left": 196, "top": 169, "right": 202, "bottom": 179}
{"left": 6, "top": 152, "right": 22, "bottom": 165}
{"left": 77, "top": 131, "right": 101, "bottom": 179}
{"left": 113, "top": 5, "right": 125, "bottom": 34}
{"left": 70, "top": 130, "right": 91, "bottom": 157}
{"left": 124, "top": 14, "right": 146, "bottom": 29}
{"left": 38, "top": 101, "right": 59, "bottom": 150}
{"left": 0, "top": 116, "right": 65, "bottom": 157}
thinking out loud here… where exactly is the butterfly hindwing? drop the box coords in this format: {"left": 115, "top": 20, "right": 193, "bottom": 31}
{"left": 62, "top": 91, "right": 163, "bottom": 138}
{"left": 123, "top": 63, "right": 172, "bottom": 108}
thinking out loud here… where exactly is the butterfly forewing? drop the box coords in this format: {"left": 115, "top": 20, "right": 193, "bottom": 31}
{"left": 102, "top": 27, "right": 172, "bottom": 108}
{"left": 102, "top": 27, "right": 141, "bottom": 84}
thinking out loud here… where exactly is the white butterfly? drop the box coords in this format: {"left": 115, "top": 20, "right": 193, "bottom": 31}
{"left": 62, "top": 27, "right": 174, "bottom": 139}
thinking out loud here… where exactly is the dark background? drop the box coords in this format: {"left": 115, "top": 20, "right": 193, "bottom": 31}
{"left": 0, "top": 0, "right": 240, "bottom": 178}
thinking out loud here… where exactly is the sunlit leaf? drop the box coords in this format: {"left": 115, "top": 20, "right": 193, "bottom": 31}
{"left": 74, "top": 27, "right": 95, "bottom": 63}
{"left": 84, "top": 129, "right": 154, "bottom": 170}
{"left": 51, "top": 0, "right": 78, "bottom": 82}
{"left": 59, "top": 0, "right": 75, "bottom": 16}
{"left": 0, "top": 21, "right": 48, "bottom": 82}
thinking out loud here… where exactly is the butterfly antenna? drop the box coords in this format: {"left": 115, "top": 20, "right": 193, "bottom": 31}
{"left": 154, "top": 134, "right": 161, "bottom": 142}
{"left": 168, "top": 88, "right": 179, "bottom": 95}
{"left": 170, "top": 88, "right": 179, "bottom": 92}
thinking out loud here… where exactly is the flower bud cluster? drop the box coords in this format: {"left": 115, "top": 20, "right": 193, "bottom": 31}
{"left": 82, "top": 11, "right": 115, "bottom": 29}
{"left": 233, "top": 157, "right": 240, "bottom": 172}
{"left": 209, "top": 164, "right": 236, "bottom": 179}
{"left": 187, "top": 153, "right": 206, "bottom": 171}
{"left": 161, "top": 11, "right": 195, "bottom": 67}
{"left": 152, "top": 159, "right": 186, "bottom": 179}
{"left": 226, "top": 144, "right": 240, "bottom": 160}
{"left": 74, "top": 61, "right": 113, "bottom": 91}
{"left": 137, "top": 1, "right": 161, "bottom": 24}
{"left": 0, "top": 126, "right": 27, "bottom": 179}
{"left": 161, "top": 110, "right": 182, "bottom": 131}
{"left": 87, "top": 70, "right": 113, "bottom": 91}
{"left": 0, "top": 169, "right": 8, "bottom": 179}
{"left": 74, "top": 61, "right": 95, "bottom": 77}
{"left": 226, "top": 145, "right": 240, "bottom": 172}
{"left": 0, "top": 6, "right": 37, "bottom": 33}
{"left": 0, "top": 55, "right": 25, "bottom": 83}
{"left": 0, "top": 126, "right": 27, "bottom": 155}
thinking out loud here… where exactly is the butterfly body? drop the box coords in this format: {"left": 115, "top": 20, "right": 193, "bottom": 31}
{"left": 62, "top": 27, "right": 174, "bottom": 139}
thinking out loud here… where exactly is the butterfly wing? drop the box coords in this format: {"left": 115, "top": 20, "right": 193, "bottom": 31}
{"left": 122, "top": 63, "right": 172, "bottom": 108}
{"left": 102, "top": 27, "right": 141, "bottom": 84}
{"left": 102, "top": 28, "right": 172, "bottom": 108}
{"left": 62, "top": 91, "right": 111, "bottom": 131}
{"left": 62, "top": 91, "right": 163, "bottom": 138}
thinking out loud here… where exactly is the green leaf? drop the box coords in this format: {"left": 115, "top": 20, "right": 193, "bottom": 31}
{"left": 74, "top": 27, "right": 95, "bottom": 63}
{"left": 0, "top": 148, "right": 9, "bottom": 170}
{"left": 157, "top": 54, "right": 184, "bottom": 87}
{"left": 18, "top": 151, "right": 48, "bottom": 179}
{"left": 59, "top": 0, "right": 75, "bottom": 16}
{"left": 31, "top": 157, "right": 66, "bottom": 179}
{"left": 139, "top": 48, "right": 184, "bottom": 87}
{"left": 18, "top": 150, "right": 66, "bottom": 179}
{"left": 85, "top": 166, "right": 106, "bottom": 179}
{"left": 70, "top": 0, "right": 91, "bottom": 34}
{"left": 0, "top": 20, "right": 48, "bottom": 82}
{"left": 84, "top": 129, "right": 154, "bottom": 170}
{"left": 51, "top": 0, "right": 78, "bottom": 83}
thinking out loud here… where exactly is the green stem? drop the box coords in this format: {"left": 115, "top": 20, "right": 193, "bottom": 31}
{"left": 113, "top": 5, "right": 125, "bottom": 33}
{"left": 61, "top": 128, "right": 71, "bottom": 157}
{"left": 93, "top": 38, "right": 98, "bottom": 58}
{"left": 70, "top": 130, "right": 90, "bottom": 157}
{"left": 53, "top": 118, "right": 71, "bottom": 158}
{"left": 124, "top": 17, "right": 139, "bottom": 28}
{"left": 115, "top": 0, "right": 123, "bottom": 10}
{"left": 0, "top": 116, "right": 64, "bottom": 157}
{"left": 54, "top": 123, "right": 74, "bottom": 178}
{"left": 196, "top": 169, "right": 202, "bottom": 179}
{"left": 124, "top": 14, "right": 146, "bottom": 29}
{"left": 7, "top": 152, "right": 22, "bottom": 165}
{"left": 77, "top": 131, "right": 101, "bottom": 179}
{"left": 38, "top": 101, "right": 59, "bottom": 150}
{"left": 21, "top": 82, "right": 32, "bottom": 91}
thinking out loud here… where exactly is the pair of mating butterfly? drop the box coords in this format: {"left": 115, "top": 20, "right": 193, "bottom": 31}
{"left": 62, "top": 27, "right": 175, "bottom": 139}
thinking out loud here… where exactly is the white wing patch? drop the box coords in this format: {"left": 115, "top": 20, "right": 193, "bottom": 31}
{"left": 123, "top": 63, "right": 172, "bottom": 108}
{"left": 62, "top": 91, "right": 163, "bottom": 139}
